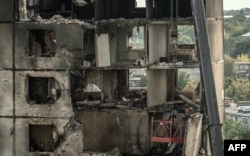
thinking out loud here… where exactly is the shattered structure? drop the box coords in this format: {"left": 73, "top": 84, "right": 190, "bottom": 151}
{"left": 0, "top": 0, "right": 223, "bottom": 155}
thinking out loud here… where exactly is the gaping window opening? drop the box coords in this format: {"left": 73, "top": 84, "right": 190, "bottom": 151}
{"left": 136, "top": 0, "right": 146, "bottom": 8}
{"left": 29, "top": 125, "right": 55, "bottom": 152}
{"left": 29, "top": 29, "right": 56, "bottom": 57}
{"left": 128, "top": 26, "right": 145, "bottom": 50}
{"left": 129, "top": 68, "right": 147, "bottom": 90}
{"left": 177, "top": 68, "right": 200, "bottom": 101}
{"left": 28, "top": 77, "right": 61, "bottom": 104}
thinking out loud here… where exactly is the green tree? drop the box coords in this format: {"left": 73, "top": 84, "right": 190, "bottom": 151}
{"left": 224, "top": 77, "right": 234, "bottom": 92}
{"left": 224, "top": 14, "right": 250, "bottom": 58}
{"left": 236, "top": 53, "right": 250, "bottom": 62}
{"left": 225, "top": 118, "right": 250, "bottom": 140}
{"left": 183, "top": 78, "right": 200, "bottom": 91}
{"left": 225, "top": 79, "right": 250, "bottom": 101}
{"left": 178, "top": 71, "right": 190, "bottom": 90}
{"left": 224, "top": 55, "right": 235, "bottom": 77}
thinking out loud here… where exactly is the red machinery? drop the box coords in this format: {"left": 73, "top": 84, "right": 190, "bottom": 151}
{"left": 151, "top": 114, "right": 185, "bottom": 143}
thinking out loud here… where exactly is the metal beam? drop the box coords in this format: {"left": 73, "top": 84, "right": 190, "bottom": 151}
{"left": 190, "top": 0, "right": 224, "bottom": 155}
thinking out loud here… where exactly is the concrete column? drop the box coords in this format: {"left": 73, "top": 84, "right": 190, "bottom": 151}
{"left": 205, "top": 0, "right": 224, "bottom": 137}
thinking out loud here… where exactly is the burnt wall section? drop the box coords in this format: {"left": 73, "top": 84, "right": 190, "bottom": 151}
{"left": 0, "top": 24, "right": 13, "bottom": 68}
{"left": 79, "top": 110, "right": 149, "bottom": 155}
{"left": 15, "top": 71, "right": 74, "bottom": 117}
{"left": 73, "top": 0, "right": 95, "bottom": 20}
{"left": 0, "top": 0, "right": 14, "bottom": 22}
{"left": 146, "top": 0, "right": 192, "bottom": 19}
{"left": 95, "top": 0, "right": 146, "bottom": 20}
{"left": 0, "top": 71, "right": 14, "bottom": 116}
{"left": 15, "top": 23, "right": 83, "bottom": 69}
{"left": 82, "top": 29, "right": 96, "bottom": 67}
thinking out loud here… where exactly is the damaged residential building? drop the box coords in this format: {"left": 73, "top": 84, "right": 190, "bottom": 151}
{"left": 0, "top": 0, "right": 224, "bottom": 156}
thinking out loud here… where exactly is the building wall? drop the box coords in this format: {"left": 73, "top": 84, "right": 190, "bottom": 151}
{"left": 0, "top": 0, "right": 13, "bottom": 22}
{"left": 226, "top": 113, "right": 250, "bottom": 130}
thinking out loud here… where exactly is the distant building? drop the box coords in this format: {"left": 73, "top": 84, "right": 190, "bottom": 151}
{"left": 225, "top": 104, "right": 250, "bottom": 130}
{"left": 234, "top": 62, "right": 250, "bottom": 79}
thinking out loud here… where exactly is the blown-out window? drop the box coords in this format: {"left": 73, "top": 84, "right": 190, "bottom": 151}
{"left": 29, "top": 29, "right": 56, "bottom": 57}
{"left": 29, "top": 125, "right": 55, "bottom": 152}
{"left": 28, "top": 77, "right": 61, "bottom": 104}
{"left": 128, "top": 26, "right": 145, "bottom": 50}
{"left": 129, "top": 68, "right": 147, "bottom": 90}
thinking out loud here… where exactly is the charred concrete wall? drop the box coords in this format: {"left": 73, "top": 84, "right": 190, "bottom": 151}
{"left": 79, "top": 110, "right": 149, "bottom": 155}
{"left": 0, "top": 0, "right": 14, "bottom": 22}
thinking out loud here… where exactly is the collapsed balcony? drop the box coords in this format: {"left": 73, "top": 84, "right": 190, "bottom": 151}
{"left": 70, "top": 69, "right": 147, "bottom": 111}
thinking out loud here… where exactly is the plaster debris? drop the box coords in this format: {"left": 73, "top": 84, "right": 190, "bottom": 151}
{"left": 31, "top": 15, "right": 95, "bottom": 29}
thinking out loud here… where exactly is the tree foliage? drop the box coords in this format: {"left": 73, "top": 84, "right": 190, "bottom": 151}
{"left": 224, "top": 55, "right": 235, "bottom": 77}
{"left": 236, "top": 53, "right": 250, "bottom": 62}
{"left": 178, "top": 25, "right": 195, "bottom": 44}
{"left": 225, "top": 118, "right": 250, "bottom": 140}
{"left": 224, "top": 14, "right": 250, "bottom": 58}
{"left": 178, "top": 71, "right": 190, "bottom": 90}
{"left": 183, "top": 78, "right": 200, "bottom": 91}
{"left": 225, "top": 79, "right": 250, "bottom": 101}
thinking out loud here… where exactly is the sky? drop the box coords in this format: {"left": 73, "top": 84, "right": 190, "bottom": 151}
{"left": 224, "top": 0, "right": 250, "bottom": 10}
{"left": 136, "top": 0, "right": 250, "bottom": 10}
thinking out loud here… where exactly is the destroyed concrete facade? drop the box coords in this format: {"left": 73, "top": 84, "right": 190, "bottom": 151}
{"left": 0, "top": 0, "right": 203, "bottom": 155}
